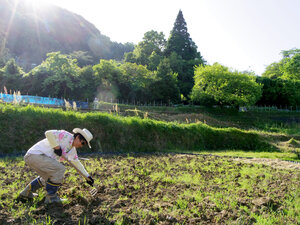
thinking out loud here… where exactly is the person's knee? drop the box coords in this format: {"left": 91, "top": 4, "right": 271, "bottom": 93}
{"left": 59, "top": 164, "right": 66, "bottom": 174}
{"left": 24, "top": 154, "right": 33, "bottom": 166}
{"left": 50, "top": 164, "right": 66, "bottom": 183}
{"left": 57, "top": 164, "right": 66, "bottom": 180}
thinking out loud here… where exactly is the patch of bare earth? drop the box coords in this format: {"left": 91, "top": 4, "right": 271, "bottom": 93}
{"left": 1, "top": 154, "right": 299, "bottom": 224}
{"left": 232, "top": 157, "right": 300, "bottom": 170}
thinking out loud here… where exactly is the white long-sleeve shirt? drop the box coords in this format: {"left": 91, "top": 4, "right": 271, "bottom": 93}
{"left": 26, "top": 130, "right": 89, "bottom": 177}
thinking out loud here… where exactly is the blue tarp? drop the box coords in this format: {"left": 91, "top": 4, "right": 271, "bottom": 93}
{"left": 0, "top": 93, "right": 88, "bottom": 109}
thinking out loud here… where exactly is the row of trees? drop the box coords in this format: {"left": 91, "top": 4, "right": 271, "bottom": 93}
{"left": 0, "top": 52, "right": 180, "bottom": 104}
{"left": 0, "top": 10, "right": 299, "bottom": 108}
{"left": 1, "top": 48, "right": 299, "bottom": 107}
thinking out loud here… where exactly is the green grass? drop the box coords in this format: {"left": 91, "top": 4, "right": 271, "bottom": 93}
{"left": 0, "top": 103, "right": 280, "bottom": 154}
{"left": 0, "top": 103, "right": 299, "bottom": 159}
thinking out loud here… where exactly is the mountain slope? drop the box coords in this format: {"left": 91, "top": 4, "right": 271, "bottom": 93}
{"left": 0, "top": 0, "right": 133, "bottom": 69}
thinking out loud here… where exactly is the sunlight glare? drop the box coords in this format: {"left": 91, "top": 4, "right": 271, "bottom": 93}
{"left": 24, "top": 0, "right": 49, "bottom": 9}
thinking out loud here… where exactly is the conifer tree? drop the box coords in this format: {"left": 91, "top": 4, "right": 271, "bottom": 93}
{"left": 165, "top": 10, "right": 205, "bottom": 99}
{"left": 165, "top": 10, "right": 198, "bottom": 60}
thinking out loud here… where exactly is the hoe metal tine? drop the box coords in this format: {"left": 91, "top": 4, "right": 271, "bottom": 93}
{"left": 90, "top": 188, "right": 97, "bottom": 196}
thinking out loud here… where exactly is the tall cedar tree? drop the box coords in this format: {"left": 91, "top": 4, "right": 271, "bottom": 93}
{"left": 165, "top": 10, "right": 204, "bottom": 99}
{"left": 165, "top": 10, "right": 198, "bottom": 60}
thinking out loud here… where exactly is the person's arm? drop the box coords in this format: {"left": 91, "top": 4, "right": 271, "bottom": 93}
{"left": 71, "top": 160, "right": 89, "bottom": 177}
{"left": 45, "top": 130, "right": 59, "bottom": 148}
{"left": 64, "top": 157, "right": 94, "bottom": 186}
{"left": 45, "top": 130, "right": 62, "bottom": 156}
{"left": 65, "top": 149, "right": 94, "bottom": 186}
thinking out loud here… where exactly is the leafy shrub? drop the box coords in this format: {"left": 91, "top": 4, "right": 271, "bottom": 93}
{"left": 191, "top": 63, "right": 262, "bottom": 107}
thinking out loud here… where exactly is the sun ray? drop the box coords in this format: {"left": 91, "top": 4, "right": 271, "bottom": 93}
{"left": 31, "top": 0, "right": 44, "bottom": 58}
{"left": 3, "top": 0, "right": 20, "bottom": 51}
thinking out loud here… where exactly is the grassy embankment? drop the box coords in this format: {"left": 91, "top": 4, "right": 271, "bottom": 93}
{"left": 0, "top": 103, "right": 299, "bottom": 161}
{"left": 94, "top": 102, "right": 300, "bottom": 161}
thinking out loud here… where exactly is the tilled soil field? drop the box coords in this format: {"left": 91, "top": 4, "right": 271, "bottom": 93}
{"left": 0, "top": 154, "right": 299, "bottom": 224}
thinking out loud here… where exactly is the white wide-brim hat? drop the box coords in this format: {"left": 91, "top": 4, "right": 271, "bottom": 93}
{"left": 73, "top": 128, "right": 93, "bottom": 148}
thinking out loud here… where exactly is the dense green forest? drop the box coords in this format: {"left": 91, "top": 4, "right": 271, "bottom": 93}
{"left": 0, "top": 0, "right": 299, "bottom": 107}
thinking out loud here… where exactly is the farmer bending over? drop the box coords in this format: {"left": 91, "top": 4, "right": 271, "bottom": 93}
{"left": 19, "top": 128, "right": 94, "bottom": 204}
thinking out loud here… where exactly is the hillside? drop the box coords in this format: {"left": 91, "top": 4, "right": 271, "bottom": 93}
{"left": 0, "top": 0, "right": 133, "bottom": 70}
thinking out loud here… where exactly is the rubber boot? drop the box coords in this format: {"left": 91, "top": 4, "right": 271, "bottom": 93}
{"left": 19, "top": 177, "right": 43, "bottom": 199}
{"left": 44, "top": 180, "right": 67, "bottom": 204}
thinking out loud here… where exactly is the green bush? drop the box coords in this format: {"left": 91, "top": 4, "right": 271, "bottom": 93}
{"left": 191, "top": 63, "right": 262, "bottom": 107}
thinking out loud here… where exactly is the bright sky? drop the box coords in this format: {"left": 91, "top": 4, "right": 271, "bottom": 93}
{"left": 38, "top": 0, "right": 300, "bottom": 75}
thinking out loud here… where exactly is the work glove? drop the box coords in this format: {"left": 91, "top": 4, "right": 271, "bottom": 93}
{"left": 86, "top": 176, "right": 94, "bottom": 186}
{"left": 54, "top": 147, "right": 62, "bottom": 156}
